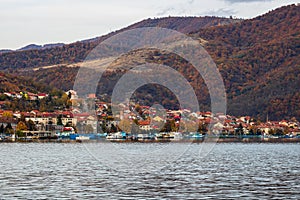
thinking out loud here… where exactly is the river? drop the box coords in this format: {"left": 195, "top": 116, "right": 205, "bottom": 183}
{"left": 0, "top": 142, "right": 299, "bottom": 199}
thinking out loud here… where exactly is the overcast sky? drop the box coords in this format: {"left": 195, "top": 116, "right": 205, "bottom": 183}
{"left": 0, "top": 0, "right": 298, "bottom": 50}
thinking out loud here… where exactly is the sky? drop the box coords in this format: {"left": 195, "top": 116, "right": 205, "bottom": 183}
{"left": 0, "top": 0, "right": 298, "bottom": 50}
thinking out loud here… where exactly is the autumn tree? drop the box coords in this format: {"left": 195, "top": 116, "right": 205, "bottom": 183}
{"left": 16, "top": 121, "right": 27, "bottom": 131}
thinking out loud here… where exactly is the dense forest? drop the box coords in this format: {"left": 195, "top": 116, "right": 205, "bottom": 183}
{"left": 0, "top": 4, "right": 299, "bottom": 120}
{"left": 0, "top": 72, "right": 50, "bottom": 93}
{"left": 195, "top": 4, "right": 300, "bottom": 120}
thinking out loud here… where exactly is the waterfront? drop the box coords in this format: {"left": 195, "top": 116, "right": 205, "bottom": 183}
{"left": 0, "top": 143, "right": 299, "bottom": 199}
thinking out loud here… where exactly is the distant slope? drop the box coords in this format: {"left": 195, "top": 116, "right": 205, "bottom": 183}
{"left": 18, "top": 43, "right": 65, "bottom": 51}
{"left": 122, "top": 16, "right": 238, "bottom": 34}
{"left": 0, "top": 49, "right": 12, "bottom": 54}
{"left": 0, "top": 16, "right": 238, "bottom": 70}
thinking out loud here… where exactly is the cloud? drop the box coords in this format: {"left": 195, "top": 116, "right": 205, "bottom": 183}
{"left": 202, "top": 8, "right": 237, "bottom": 17}
{"left": 224, "top": 0, "right": 274, "bottom": 3}
{"left": 157, "top": 7, "right": 175, "bottom": 16}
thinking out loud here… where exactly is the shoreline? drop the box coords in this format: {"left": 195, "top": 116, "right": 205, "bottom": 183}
{"left": 1, "top": 138, "right": 300, "bottom": 143}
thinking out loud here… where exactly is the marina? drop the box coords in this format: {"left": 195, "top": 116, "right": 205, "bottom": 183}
{"left": 1, "top": 131, "right": 300, "bottom": 143}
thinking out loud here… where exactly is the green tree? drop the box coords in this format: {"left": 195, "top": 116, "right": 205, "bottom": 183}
{"left": 0, "top": 124, "right": 4, "bottom": 133}
{"left": 235, "top": 123, "right": 244, "bottom": 135}
{"left": 198, "top": 123, "right": 208, "bottom": 134}
{"left": 57, "top": 115, "right": 63, "bottom": 125}
{"left": 27, "top": 120, "right": 37, "bottom": 131}
{"left": 161, "top": 119, "right": 176, "bottom": 132}
{"left": 100, "top": 122, "right": 108, "bottom": 133}
{"left": 4, "top": 123, "right": 14, "bottom": 134}
{"left": 110, "top": 124, "right": 117, "bottom": 133}
{"left": 0, "top": 94, "right": 7, "bottom": 101}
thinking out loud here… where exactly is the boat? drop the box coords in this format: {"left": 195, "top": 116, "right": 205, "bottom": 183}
{"left": 75, "top": 135, "right": 90, "bottom": 141}
{"left": 96, "top": 133, "right": 108, "bottom": 138}
{"left": 59, "top": 127, "right": 75, "bottom": 138}
{"left": 155, "top": 132, "right": 175, "bottom": 139}
{"left": 173, "top": 132, "right": 183, "bottom": 140}
{"left": 186, "top": 132, "right": 204, "bottom": 139}
{"left": 69, "top": 133, "right": 79, "bottom": 140}
{"left": 106, "top": 132, "right": 127, "bottom": 140}
{"left": 137, "top": 133, "right": 156, "bottom": 140}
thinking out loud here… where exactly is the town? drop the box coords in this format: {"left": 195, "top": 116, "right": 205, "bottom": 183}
{"left": 0, "top": 89, "right": 299, "bottom": 142}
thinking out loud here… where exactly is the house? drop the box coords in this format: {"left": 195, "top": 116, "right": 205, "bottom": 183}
{"left": 3, "top": 92, "right": 12, "bottom": 97}
{"left": 152, "top": 116, "right": 164, "bottom": 122}
{"left": 279, "top": 120, "right": 289, "bottom": 127}
{"left": 257, "top": 125, "right": 271, "bottom": 135}
{"left": 0, "top": 101, "right": 7, "bottom": 109}
{"left": 212, "top": 122, "right": 224, "bottom": 134}
{"left": 38, "top": 93, "right": 48, "bottom": 99}
{"left": 139, "top": 120, "right": 151, "bottom": 131}
{"left": 27, "top": 92, "right": 38, "bottom": 101}
{"left": 66, "top": 90, "right": 78, "bottom": 100}
{"left": 87, "top": 93, "right": 96, "bottom": 99}
{"left": 290, "top": 129, "right": 300, "bottom": 136}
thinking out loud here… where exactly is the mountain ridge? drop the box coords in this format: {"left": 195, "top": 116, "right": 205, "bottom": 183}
{"left": 0, "top": 4, "right": 299, "bottom": 120}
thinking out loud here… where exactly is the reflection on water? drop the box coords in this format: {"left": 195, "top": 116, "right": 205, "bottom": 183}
{"left": 0, "top": 143, "right": 299, "bottom": 199}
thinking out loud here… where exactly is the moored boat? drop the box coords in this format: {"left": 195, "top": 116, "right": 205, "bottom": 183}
{"left": 106, "top": 131, "right": 127, "bottom": 140}
{"left": 75, "top": 135, "right": 90, "bottom": 141}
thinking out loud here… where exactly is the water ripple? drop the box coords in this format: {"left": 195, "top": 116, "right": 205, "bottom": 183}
{"left": 0, "top": 143, "right": 299, "bottom": 199}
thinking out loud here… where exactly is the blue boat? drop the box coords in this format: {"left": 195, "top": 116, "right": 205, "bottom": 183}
{"left": 70, "top": 134, "right": 79, "bottom": 140}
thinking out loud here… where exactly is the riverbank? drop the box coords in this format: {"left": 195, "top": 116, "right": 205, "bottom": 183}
{"left": 1, "top": 137, "right": 300, "bottom": 143}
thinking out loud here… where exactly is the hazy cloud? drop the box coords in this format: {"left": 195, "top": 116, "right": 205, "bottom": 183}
{"left": 224, "top": 0, "right": 274, "bottom": 3}
{"left": 157, "top": 7, "right": 175, "bottom": 16}
{"left": 202, "top": 8, "right": 237, "bottom": 17}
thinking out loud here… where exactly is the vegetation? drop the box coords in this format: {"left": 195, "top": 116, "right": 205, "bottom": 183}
{"left": 195, "top": 4, "right": 300, "bottom": 120}
{"left": 0, "top": 4, "right": 299, "bottom": 120}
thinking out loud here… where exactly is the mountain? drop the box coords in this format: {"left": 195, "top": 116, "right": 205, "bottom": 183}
{"left": 0, "top": 16, "right": 238, "bottom": 70}
{"left": 0, "top": 49, "right": 12, "bottom": 54}
{"left": 118, "top": 16, "right": 239, "bottom": 34}
{"left": 0, "top": 4, "right": 299, "bottom": 120}
{"left": 17, "top": 43, "right": 65, "bottom": 51}
{"left": 0, "top": 43, "right": 65, "bottom": 55}
{"left": 18, "top": 43, "right": 65, "bottom": 51}
{"left": 195, "top": 4, "right": 300, "bottom": 120}
{"left": 18, "top": 44, "right": 43, "bottom": 51}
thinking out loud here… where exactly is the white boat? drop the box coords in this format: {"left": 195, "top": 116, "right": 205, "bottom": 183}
{"left": 137, "top": 134, "right": 155, "bottom": 140}
{"left": 173, "top": 132, "right": 183, "bottom": 140}
{"left": 76, "top": 136, "right": 90, "bottom": 141}
{"left": 106, "top": 132, "right": 126, "bottom": 140}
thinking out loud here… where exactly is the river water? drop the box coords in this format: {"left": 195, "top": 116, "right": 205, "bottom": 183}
{"left": 0, "top": 142, "right": 299, "bottom": 199}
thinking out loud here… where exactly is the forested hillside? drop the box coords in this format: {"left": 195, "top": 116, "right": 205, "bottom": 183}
{"left": 195, "top": 4, "right": 300, "bottom": 120}
{"left": 0, "top": 4, "right": 299, "bottom": 120}
{"left": 0, "top": 16, "right": 236, "bottom": 70}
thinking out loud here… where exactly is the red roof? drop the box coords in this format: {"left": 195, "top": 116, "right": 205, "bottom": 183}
{"left": 74, "top": 113, "right": 90, "bottom": 117}
{"left": 139, "top": 120, "right": 150, "bottom": 126}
